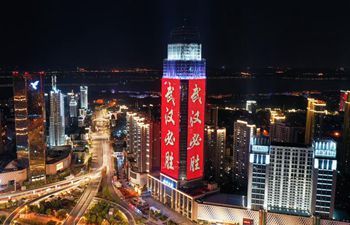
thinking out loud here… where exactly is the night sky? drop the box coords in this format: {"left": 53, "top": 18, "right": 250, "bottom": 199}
{"left": 0, "top": 1, "right": 350, "bottom": 70}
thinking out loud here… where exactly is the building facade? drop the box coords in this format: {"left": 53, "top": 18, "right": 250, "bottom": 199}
{"left": 312, "top": 139, "right": 337, "bottom": 218}
{"left": 233, "top": 120, "right": 256, "bottom": 192}
{"left": 305, "top": 98, "right": 327, "bottom": 144}
{"left": 247, "top": 136, "right": 270, "bottom": 210}
{"left": 80, "top": 86, "right": 88, "bottom": 110}
{"left": 270, "top": 121, "right": 305, "bottom": 144}
{"left": 268, "top": 143, "right": 314, "bottom": 215}
{"left": 13, "top": 72, "right": 46, "bottom": 182}
{"left": 126, "top": 112, "right": 152, "bottom": 173}
{"left": 148, "top": 25, "right": 207, "bottom": 220}
{"left": 49, "top": 75, "right": 65, "bottom": 146}
{"left": 68, "top": 91, "right": 78, "bottom": 118}
{"left": 204, "top": 125, "right": 226, "bottom": 179}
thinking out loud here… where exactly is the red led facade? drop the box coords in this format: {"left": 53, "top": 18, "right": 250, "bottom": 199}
{"left": 186, "top": 79, "right": 206, "bottom": 180}
{"left": 340, "top": 91, "right": 349, "bottom": 112}
{"left": 161, "top": 78, "right": 180, "bottom": 180}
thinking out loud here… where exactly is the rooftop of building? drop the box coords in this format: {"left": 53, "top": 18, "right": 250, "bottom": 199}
{"left": 169, "top": 23, "right": 200, "bottom": 44}
{"left": 46, "top": 148, "right": 71, "bottom": 164}
{"left": 270, "top": 141, "right": 311, "bottom": 148}
{"left": 196, "top": 193, "right": 247, "bottom": 208}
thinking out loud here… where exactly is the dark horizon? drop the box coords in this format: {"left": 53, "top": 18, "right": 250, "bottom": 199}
{"left": 0, "top": 1, "right": 350, "bottom": 70}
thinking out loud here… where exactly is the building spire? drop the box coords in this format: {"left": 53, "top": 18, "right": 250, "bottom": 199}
{"left": 52, "top": 75, "right": 57, "bottom": 91}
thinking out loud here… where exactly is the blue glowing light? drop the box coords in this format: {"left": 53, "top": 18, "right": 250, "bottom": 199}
{"left": 30, "top": 81, "right": 39, "bottom": 90}
{"left": 162, "top": 178, "right": 175, "bottom": 188}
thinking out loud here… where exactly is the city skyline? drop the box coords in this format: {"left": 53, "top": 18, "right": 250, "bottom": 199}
{"left": 1, "top": 3, "right": 350, "bottom": 225}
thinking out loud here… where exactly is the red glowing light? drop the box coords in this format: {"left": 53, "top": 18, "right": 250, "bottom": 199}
{"left": 186, "top": 79, "right": 206, "bottom": 180}
{"left": 161, "top": 78, "right": 180, "bottom": 180}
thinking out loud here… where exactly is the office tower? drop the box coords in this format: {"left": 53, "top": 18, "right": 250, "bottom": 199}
{"left": 268, "top": 143, "right": 313, "bottom": 215}
{"left": 13, "top": 72, "right": 29, "bottom": 160}
{"left": 68, "top": 91, "right": 78, "bottom": 118}
{"left": 341, "top": 90, "right": 350, "bottom": 171}
{"left": 80, "top": 86, "right": 88, "bottom": 110}
{"left": 147, "top": 26, "right": 206, "bottom": 220}
{"left": 312, "top": 139, "right": 337, "bottom": 218}
{"left": 159, "top": 25, "right": 206, "bottom": 186}
{"left": 305, "top": 98, "right": 327, "bottom": 144}
{"left": 204, "top": 125, "right": 226, "bottom": 179}
{"left": 247, "top": 136, "right": 270, "bottom": 210}
{"left": 49, "top": 75, "right": 65, "bottom": 146}
{"left": 13, "top": 72, "right": 46, "bottom": 181}
{"left": 233, "top": 120, "right": 256, "bottom": 192}
{"left": 126, "top": 112, "right": 151, "bottom": 173}
{"left": 246, "top": 100, "right": 257, "bottom": 114}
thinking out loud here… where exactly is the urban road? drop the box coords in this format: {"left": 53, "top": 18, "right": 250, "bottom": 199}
{"left": 3, "top": 182, "right": 83, "bottom": 225}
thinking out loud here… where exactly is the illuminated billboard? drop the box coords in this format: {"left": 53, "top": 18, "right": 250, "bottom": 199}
{"left": 161, "top": 78, "right": 180, "bottom": 179}
{"left": 187, "top": 79, "right": 206, "bottom": 180}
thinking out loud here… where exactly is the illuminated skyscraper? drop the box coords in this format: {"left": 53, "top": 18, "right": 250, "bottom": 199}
{"left": 305, "top": 98, "right": 327, "bottom": 144}
{"left": 312, "top": 139, "right": 337, "bottom": 218}
{"left": 80, "top": 86, "right": 88, "bottom": 110}
{"left": 247, "top": 136, "right": 270, "bottom": 210}
{"left": 68, "top": 91, "right": 78, "bottom": 118}
{"left": 49, "top": 75, "right": 65, "bottom": 146}
{"left": 268, "top": 143, "right": 314, "bottom": 215}
{"left": 147, "top": 25, "right": 206, "bottom": 220}
{"left": 13, "top": 72, "right": 46, "bottom": 181}
{"left": 233, "top": 120, "right": 256, "bottom": 192}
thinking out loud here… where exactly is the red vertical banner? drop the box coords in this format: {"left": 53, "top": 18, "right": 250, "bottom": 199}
{"left": 187, "top": 79, "right": 206, "bottom": 180}
{"left": 340, "top": 91, "right": 348, "bottom": 112}
{"left": 161, "top": 78, "right": 180, "bottom": 179}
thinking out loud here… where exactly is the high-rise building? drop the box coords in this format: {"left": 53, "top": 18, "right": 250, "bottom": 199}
{"left": 268, "top": 143, "right": 314, "bottom": 215}
{"left": 147, "top": 26, "right": 206, "bottom": 221}
{"left": 80, "top": 86, "right": 88, "bottom": 110}
{"left": 312, "top": 139, "right": 337, "bottom": 218}
{"left": 341, "top": 90, "right": 350, "bottom": 172}
{"left": 126, "top": 112, "right": 161, "bottom": 187}
{"left": 13, "top": 72, "right": 46, "bottom": 182}
{"left": 159, "top": 26, "right": 206, "bottom": 186}
{"left": 247, "top": 138, "right": 338, "bottom": 217}
{"left": 204, "top": 125, "right": 226, "bottom": 179}
{"left": 246, "top": 100, "right": 257, "bottom": 114}
{"left": 233, "top": 120, "right": 256, "bottom": 192}
{"left": 247, "top": 136, "right": 270, "bottom": 210}
{"left": 305, "top": 98, "right": 327, "bottom": 144}
{"left": 68, "top": 91, "right": 78, "bottom": 118}
{"left": 49, "top": 75, "right": 65, "bottom": 146}
{"left": 270, "top": 121, "right": 305, "bottom": 144}
{"left": 126, "top": 112, "right": 151, "bottom": 173}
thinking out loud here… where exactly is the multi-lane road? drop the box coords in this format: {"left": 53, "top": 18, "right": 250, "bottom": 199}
{"left": 3, "top": 181, "right": 86, "bottom": 225}
{"left": 63, "top": 177, "right": 101, "bottom": 225}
